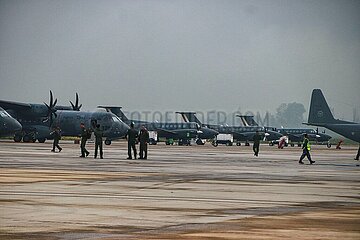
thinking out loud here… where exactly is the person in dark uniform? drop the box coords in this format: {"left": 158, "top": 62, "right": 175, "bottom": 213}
{"left": 80, "top": 122, "right": 90, "bottom": 158}
{"left": 299, "top": 133, "right": 315, "bottom": 164}
{"left": 94, "top": 124, "right": 103, "bottom": 159}
{"left": 50, "top": 126, "right": 62, "bottom": 152}
{"left": 355, "top": 145, "right": 360, "bottom": 160}
{"left": 138, "top": 125, "right": 149, "bottom": 159}
{"left": 252, "top": 130, "right": 262, "bottom": 157}
{"left": 125, "top": 122, "right": 138, "bottom": 159}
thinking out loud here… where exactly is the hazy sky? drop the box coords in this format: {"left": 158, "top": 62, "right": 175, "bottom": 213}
{"left": 0, "top": 0, "right": 359, "bottom": 120}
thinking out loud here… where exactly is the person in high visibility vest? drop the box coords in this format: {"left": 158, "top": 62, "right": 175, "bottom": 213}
{"left": 299, "top": 133, "right": 315, "bottom": 164}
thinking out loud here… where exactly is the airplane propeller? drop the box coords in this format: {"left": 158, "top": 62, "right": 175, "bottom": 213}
{"left": 43, "top": 90, "right": 58, "bottom": 127}
{"left": 70, "top": 93, "right": 82, "bottom": 111}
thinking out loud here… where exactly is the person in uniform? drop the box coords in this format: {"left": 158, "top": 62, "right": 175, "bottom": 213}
{"left": 138, "top": 125, "right": 149, "bottom": 159}
{"left": 125, "top": 122, "right": 138, "bottom": 159}
{"left": 355, "top": 145, "right": 360, "bottom": 160}
{"left": 50, "top": 126, "right": 62, "bottom": 152}
{"left": 94, "top": 124, "right": 103, "bottom": 159}
{"left": 252, "top": 130, "right": 262, "bottom": 157}
{"left": 80, "top": 122, "right": 90, "bottom": 157}
{"left": 299, "top": 133, "right": 315, "bottom": 164}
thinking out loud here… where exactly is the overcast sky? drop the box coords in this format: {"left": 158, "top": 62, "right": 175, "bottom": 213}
{"left": 0, "top": 0, "right": 359, "bottom": 120}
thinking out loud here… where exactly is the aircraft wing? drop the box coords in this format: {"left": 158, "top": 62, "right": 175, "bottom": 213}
{"left": 0, "top": 100, "right": 31, "bottom": 110}
{"left": 155, "top": 128, "right": 179, "bottom": 136}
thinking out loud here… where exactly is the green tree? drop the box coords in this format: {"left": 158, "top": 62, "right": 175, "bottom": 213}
{"left": 275, "top": 102, "right": 306, "bottom": 127}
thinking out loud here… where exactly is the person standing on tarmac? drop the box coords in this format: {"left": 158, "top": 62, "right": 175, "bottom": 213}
{"left": 355, "top": 145, "right": 360, "bottom": 160}
{"left": 50, "top": 126, "right": 62, "bottom": 153}
{"left": 252, "top": 130, "right": 262, "bottom": 157}
{"left": 299, "top": 133, "right": 315, "bottom": 164}
{"left": 80, "top": 122, "right": 90, "bottom": 158}
{"left": 138, "top": 125, "right": 150, "bottom": 159}
{"left": 94, "top": 124, "right": 103, "bottom": 159}
{"left": 125, "top": 122, "right": 138, "bottom": 159}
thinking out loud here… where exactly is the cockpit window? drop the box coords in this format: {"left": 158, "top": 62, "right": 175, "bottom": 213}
{"left": 0, "top": 111, "right": 11, "bottom": 117}
{"left": 112, "top": 116, "right": 120, "bottom": 122}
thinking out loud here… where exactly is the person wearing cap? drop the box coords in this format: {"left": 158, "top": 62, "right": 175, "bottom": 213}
{"left": 50, "top": 126, "right": 62, "bottom": 153}
{"left": 80, "top": 122, "right": 90, "bottom": 157}
{"left": 299, "top": 133, "right": 315, "bottom": 164}
{"left": 125, "top": 122, "right": 138, "bottom": 159}
{"left": 94, "top": 124, "right": 104, "bottom": 159}
{"left": 138, "top": 125, "right": 150, "bottom": 159}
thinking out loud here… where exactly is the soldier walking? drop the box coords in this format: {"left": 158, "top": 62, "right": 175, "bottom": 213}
{"left": 51, "top": 126, "right": 62, "bottom": 152}
{"left": 94, "top": 124, "right": 103, "bottom": 159}
{"left": 80, "top": 122, "right": 90, "bottom": 157}
{"left": 299, "top": 133, "right": 315, "bottom": 164}
{"left": 252, "top": 130, "right": 262, "bottom": 157}
{"left": 125, "top": 122, "right": 138, "bottom": 159}
{"left": 138, "top": 125, "right": 149, "bottom": 159}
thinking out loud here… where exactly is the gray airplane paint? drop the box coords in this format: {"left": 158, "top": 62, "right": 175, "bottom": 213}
{"left": 98, "top": 106, "right": 218, "bottom": 143}
{"left": 0, "top": 92, "right": 129, "bottom": 143}
{"left": 0, "top": 107, "right": 22, "bottom": 137}
{"left": 306, "top": 89, "right": 360, "bottom": 143}
{"left": 176, "top": 112, "right": 282, "bottom": 143}
{"left": 237, "top": 115, "right": 332, "bottom": 144}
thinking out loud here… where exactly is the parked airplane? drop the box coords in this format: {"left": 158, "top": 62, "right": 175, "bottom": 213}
{"left": 237, "top": 115, "right": 332, "bottom": 147}
{"left": 176, "top": 112, "right": 282, "bottom": 146}
{"left": 305, "top": 89, "right": 360, "bottom": 158}
{"left": 0, "top": 107, "right": 22, "bottom": 137}
{"left": 98, "top": 107, "right": 218, "bottom": 145}
{"left": 0, "top": 92, "right": 129, "bottom": 144}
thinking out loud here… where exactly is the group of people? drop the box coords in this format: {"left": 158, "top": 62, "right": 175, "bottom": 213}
{"left": 50, "top": 122, "right": 150, "bottom": 160}
{"left": 252, "top": 131, "right": 315, "bottom": 164}
{"left": 125, "top": 122, "right": 150, "bottom": 159}
{"left": 51, "top": 125, "right": 357, "bottom": 164}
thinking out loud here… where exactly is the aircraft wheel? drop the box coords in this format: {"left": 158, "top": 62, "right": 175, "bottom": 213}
{"left": 290, "top": 143, "right": 295, "bottom": 147}
{"left": 32, "top": 138, "right": 36, "bottom": 143}
{"left": 14, "top": 135, "right": 22, "bottom": 142}
{"left": 245, "top": 142, "right": 250, "bottom": 146}
{"left": 104, "top": 139, "right": 111, "bottom": 145}
{"left": 236, "top": 142, "right": 241, "bottom": 146}
{"left": 269, "top": 142, "right": 274, "bottom": 146}
{"left": 38, "top": 138, "right": 46, "bottom": 143}
{"left": 23, "top": 135, "right": 32, "bottom": 143}
{"left": 297, "top": 143, "right": 302, "bottom": 147}
{"left": 212, "top": 142, "right": 218, "bottom": 147}
{"left": 327, "top": 143, "right": 331, "bottom": 148}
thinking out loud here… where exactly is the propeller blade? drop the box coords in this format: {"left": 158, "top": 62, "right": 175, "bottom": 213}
{"left": 44, "top": 102, "right": 50, "bottom": 109}
{"left": 53, "top": 98, "right": 58, "bottom": 107}
{"left": 50, "top": 91, "right": 53, "bottom": 106}
{"left": 75, "top": 93, "right": 79, "bottom": 106}
{"left": 70, "top": 93, "right": 81, "bottom": 110}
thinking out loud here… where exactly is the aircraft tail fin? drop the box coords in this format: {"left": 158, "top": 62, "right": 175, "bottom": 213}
{"left": 236, "top": 115, "right": 258, "bottom": 126}
{"left": 176, "top": 112, "right": 202, "bottom": 124}
{"left": 307, "top": 89, "right": 336, "bottom": 125}
{"left": 97, "top": 106, "right": 129, "bottom": 122}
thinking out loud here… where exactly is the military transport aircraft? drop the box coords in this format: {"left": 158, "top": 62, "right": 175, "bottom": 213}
{"left": 176, "top": 112, "right": 282, "bottom": 146}
{"left": 237, "top": 115, "right": 332, "bottom": 147}
{"left": 0, "top": 107, "right": 22, "bottom": 137}
{"left": 305, "top": 89, "right": 360, "bottom": 157}
{"left": 0, "top": 92, "right": 129, "bottom": 144}
{"left": 98, "top": 107, "right": 218, "bottom": 145}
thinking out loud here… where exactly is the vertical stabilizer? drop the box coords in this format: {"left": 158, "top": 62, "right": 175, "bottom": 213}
{"left": 237, "top": 115, "right": 258, "bottom": 126}
{"left": 308, "top": 89, "right": 336, "bottom": 124}
{"left": 176, "top": 112, "right": 202, "bottom": 124}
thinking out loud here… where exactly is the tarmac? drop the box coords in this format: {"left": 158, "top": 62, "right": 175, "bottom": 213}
{"left": 0, "top": 140, "right": 359, "bottom": 239}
